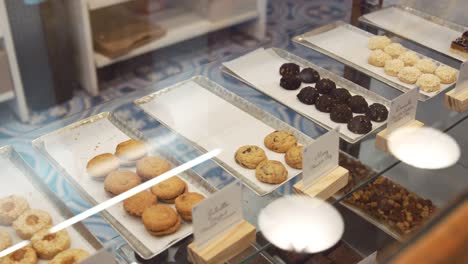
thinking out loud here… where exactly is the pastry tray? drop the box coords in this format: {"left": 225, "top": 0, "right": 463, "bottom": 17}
{"left": 359, "top": 5, "right": 467, "bottom": 62}
{"left": 221, "top": 47, "right": 390, "bottom": 144}
{"left": 32, "top": 112, "right": 217, "bottom": 260}
{"left": 0, "top": 145, "right": 102, "bottom": 262}
{"left": 293, "top": 21, "right": 459, "bottom": 101}
{"left": 134, "top": 76, "right": 313, "bottom": 197}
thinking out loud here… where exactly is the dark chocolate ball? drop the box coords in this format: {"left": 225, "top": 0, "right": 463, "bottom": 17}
{"left": 331, "top": 88, "right": 352, "bottom": 104}
{"left": 316, "top": 78, "right": 336, "bottom": 94}
{"left": 366, "top": 103, "right": 388, "bottom": 122}
{"left": 348, "top": 95, "right": 369, "bottom": 114}
{"left": 297, "top": 86, "right": 320, "bottom": 105}
{"left": 279, "top": 63, "right": 300, "bottom": 76}
{"left": 280, "top": 76, "right": 301, "bottom": 90}
{"left": 330, "top": 104, "right": 353, "bottom": 123}
{"left": 299, "top": 68, "right": 320, "bottom": 83}
{"left": 315, "top": 95, "right": 336, "bottom": 113}
{"left": 347, "top": 115, "right": 372, "bottom": 134}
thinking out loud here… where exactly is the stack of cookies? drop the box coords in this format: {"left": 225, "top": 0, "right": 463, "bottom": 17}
{"left": 235, "top": 130, "right": 302, "bottom": 185}
{"left": 367, "top": 35, "right": 458, "bottom": 92}
{"left": 123, "top": 176, "right": 205, "bottom": 237}
{"left": 0, "top": 195, "right": 90, "bottom": 263}
{"left": 86, "top": 138, "right": 207, "bottom": 237}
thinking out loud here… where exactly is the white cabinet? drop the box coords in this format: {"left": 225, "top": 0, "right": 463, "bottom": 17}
{"left": 68, "top": 0, "right": 267, "bottom": 95}
{"left": 0, "top": 0, "right": 29, "bottom": 122}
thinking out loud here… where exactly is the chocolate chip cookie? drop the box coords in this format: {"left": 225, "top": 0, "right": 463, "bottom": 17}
{"left": 285, "top": 145, "right": 303, "bottom": 169}
{"left": 235, "top": 145, "right": 267, "bottom": 169}
{"left": 256, "top": 160, "right": 288, "bottom": 184}
{"left": 264, "top": 130, "right": 297, "bottom": 153}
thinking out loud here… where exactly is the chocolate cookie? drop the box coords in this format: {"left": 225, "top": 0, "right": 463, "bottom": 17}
{"left": 279, "top": 63, "right": 300, "bottom": 76}
{"left": 348, "top": 95, "right": 369, "bottom": 114}
{"left": 315, "top": 78, "right": 336, "bottom": 94}
{"left": 280, "top": 76, "right": 301, "bottom": 90}
{"left": 331, "top": 88, "right": 351, "bottom": 104}
{"left": 347, "top": 115, "right": 372, "bottom": 134}
{"left": 315, "top": 95, "right": 336, "bottom": 113}
{"left": 330, "top": 104, "right": 353, "bottom": 123}
{"left": 297, "top": 86, "right": 319, "bottom": 105}
{"left": 299, "top": 68, "right": 320, "bottom": 83}
{"left": 366, "top": 103, "right": 388, "bottom": 122}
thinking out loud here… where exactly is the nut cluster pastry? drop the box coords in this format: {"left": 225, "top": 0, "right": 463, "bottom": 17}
{"left": 345, "top": 177, "right": 436, "bottom": 235}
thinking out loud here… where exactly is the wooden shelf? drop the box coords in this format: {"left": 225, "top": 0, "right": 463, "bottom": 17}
{"left": 94, "top": 7, "right": 258, "bottom": 67}
{"left": 88, "top": 0, "right": 133, "bottom": 10}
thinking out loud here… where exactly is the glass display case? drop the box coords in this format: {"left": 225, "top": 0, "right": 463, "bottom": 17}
{"left": 0, "top": 0, "right": 467, "bottom": 264}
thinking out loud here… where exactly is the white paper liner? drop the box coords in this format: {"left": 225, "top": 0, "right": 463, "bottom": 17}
{"left": 137, "top": 81, "right": 302, "bottom": 195}
{"left": 0, "top": 153, "right": 96, "bottom": 263}
{"left": 223, "top": 48, "right": 388, "bottom": 141}
{"left": 302, "top": 24, "right": 458, "bottom": 98}
{"left": 363, "top": 6, "right": 466, "bottom": 61}
{"left": 40, "top": 117, "right": 212, "bottom": 258}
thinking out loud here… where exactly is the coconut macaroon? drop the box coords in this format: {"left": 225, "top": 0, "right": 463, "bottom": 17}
{"left": 417, "top": 74, "right": 441, "bottom": 92}
{"left": 384, "top": 43, "right": 407, "bottom": 58}
{"left": 435, "top": 65, "right": 458, "bottom": 84}
{"left": 399, "top": 51, "right": 420, "bottom": 66}
{"left": 414, "top": 59, "right": 437, "bottom": 74}
{"left": 368, "top": 50, "right": 392, "bottom": 67}
{"left": 384, "top": 59, "right": 405, "bottom": 77}
{"left": 398, "top": 66, "right": 422, "bottom": 84}
{"left": 368, "top": 35, "right": 391, "bottom": 50}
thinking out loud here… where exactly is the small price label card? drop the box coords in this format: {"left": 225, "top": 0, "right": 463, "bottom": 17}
{"left": 387, "top": 88, "right": 419, "bottom": 133}
{"left": 454, "top": 61, "right": 468, "bottom": 94}
{"left": 192, "top": 181, "right": 243, "bottom": 248}
{"left": 302, "top": 129, "right": 339, "bottom": 188}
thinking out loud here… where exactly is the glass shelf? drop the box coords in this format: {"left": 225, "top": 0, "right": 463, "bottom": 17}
{"left": 2, "top": 8, "right": 468, "bottom": 264}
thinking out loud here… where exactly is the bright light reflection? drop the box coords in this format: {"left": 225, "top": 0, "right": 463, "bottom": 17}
{"left": 259, "top": 195, "right": 344, "bottom": 253}
{"left": 0, "top": 149, "right": 221, "bottom": 258}
{"left": 388, "top": 127, "right": 460, "bottom": 169}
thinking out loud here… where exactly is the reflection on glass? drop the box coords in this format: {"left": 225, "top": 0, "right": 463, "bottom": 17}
{"left": 388, "top": 127, "right": 460, "bottom": 169}
{"left": 259, "top": 195, "right": 344, "bottom": 254}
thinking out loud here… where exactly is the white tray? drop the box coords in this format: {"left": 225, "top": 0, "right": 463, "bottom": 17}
{"left": 32, "top": 112, "right": 216, "bottom": 260}
{"left": 0, "top": 146, "right": 101, "bottom": 263}
{"left": 221, "top": 47, "right": 390, "bottom": 144}
{"left": 360, "top": 5, "right": 467, "bottom": 62}
{"left": 293, "top": 21, "right": 459, "bottom": 101}
{"left": 134, "top": 76, "right": 313, "bottom": 197}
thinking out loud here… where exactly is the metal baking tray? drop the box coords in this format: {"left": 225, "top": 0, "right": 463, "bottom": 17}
{"left": 221, "top": 47, "right": 390, "bottom": 144}
{"left": 134, "top": 76, "right": 313, "bottom": 196}
{"left": 293, "top": 21, "right": 459, "bottom": 101}
{"left": 334, "top": 153, "right": 434, "bottom": 242}
{"left": 359, "top": 5, "right": 467, "bottom": 62}
{"left": 32, "top": 112, "right": 217, "bottom": 260}
{"left": 0, "top": 145, "right": 102, "bottom": 262}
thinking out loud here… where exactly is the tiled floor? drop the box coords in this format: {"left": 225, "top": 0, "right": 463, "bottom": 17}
{"left": 0, "top": 0, "right": 352, "bottom": 143}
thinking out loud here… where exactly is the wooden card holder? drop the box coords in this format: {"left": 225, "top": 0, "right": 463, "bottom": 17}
{"left": 293, "top": 166, "right": 349, "bottom": 200}
{"left": 444, "top": 88, "right": 468, "bottom": 112}
{"left": 187, "top": 220, "right": 256, "bottom": 264}
{"left": 375, "top": 120, "right": 424, "bottom": 153}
